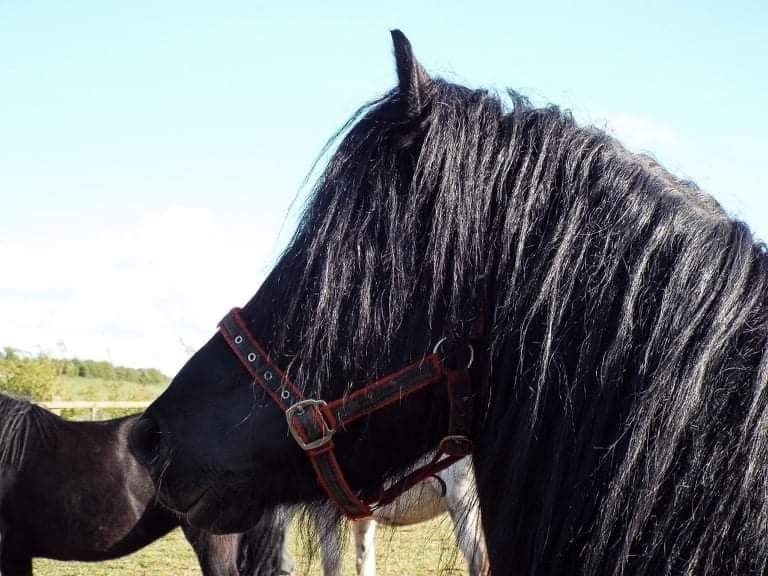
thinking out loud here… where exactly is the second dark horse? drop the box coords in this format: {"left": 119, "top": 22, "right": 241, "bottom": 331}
{"left": 0, "top": 393, "right": 290, "bottom": 576}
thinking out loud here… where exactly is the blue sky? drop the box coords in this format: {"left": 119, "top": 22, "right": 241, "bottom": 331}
{"left": 1, "top": 1, "right": 766, "bottom": 374}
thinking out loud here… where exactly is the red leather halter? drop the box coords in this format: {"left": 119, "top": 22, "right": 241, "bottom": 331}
{"left": 218, "top": 307, "right": 475, "bottom": 519}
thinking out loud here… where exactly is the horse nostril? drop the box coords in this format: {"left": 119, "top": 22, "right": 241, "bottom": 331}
{"left": 130, "top": 415, "right": 164, "bottom": 466}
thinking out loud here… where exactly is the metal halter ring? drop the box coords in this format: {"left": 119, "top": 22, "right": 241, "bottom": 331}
{"left": 433, "top": 337, "right": 474, "bottom": 369}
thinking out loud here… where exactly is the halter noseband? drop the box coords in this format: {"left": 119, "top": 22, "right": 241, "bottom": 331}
{"left": 218, "top": 307, "right": 475, "bottom": 519}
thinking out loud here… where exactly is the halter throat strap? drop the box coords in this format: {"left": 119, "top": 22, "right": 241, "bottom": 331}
{"left": 218, "top": 307, "right": 474, "bottom": 519}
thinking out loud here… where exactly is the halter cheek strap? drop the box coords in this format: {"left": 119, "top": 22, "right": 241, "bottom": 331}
{"left": 218, "top": 307, "right": 475, "bottom": 519}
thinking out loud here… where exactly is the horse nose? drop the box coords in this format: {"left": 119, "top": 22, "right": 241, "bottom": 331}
{"left": 130, "top": 414, "right": 165, "bottom": 468}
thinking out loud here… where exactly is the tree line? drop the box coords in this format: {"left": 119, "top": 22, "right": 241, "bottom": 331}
{"left": 0, "top": 346, "right": 168, "bottom": 400}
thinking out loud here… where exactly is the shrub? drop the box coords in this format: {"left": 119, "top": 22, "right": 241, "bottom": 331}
{"left": 0, "top": 357, "right": 57, "bottom": 400}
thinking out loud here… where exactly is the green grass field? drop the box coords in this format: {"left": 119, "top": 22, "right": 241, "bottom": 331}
{"left": 54, "top": 375, "right": 166, "bottom": 401}
{"left": 34, "top": 517, "right": 468, "bottom": 576}
{"left": 51, "top": 375, "right": 166, "bottom": 419}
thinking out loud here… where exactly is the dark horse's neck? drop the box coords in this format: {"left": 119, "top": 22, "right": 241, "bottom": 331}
{"left": 249, "top": 82, "right": 768, "bottom": 574}
{"left": 0, "top": 393, "right": 57, "bottom": 470}
{"left": 468, "top": 103, "right": 768, "bottom": 575}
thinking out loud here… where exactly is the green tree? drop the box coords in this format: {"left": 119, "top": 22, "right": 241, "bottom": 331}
{"left": 1, "top": 357, "right": 57, "bottom": 400}
{"left": 61, "top": 361, "right": 78, "bottom": 376}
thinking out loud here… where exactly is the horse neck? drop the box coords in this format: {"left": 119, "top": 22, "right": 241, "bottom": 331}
{"left": 474, "top": 198, "right": 768, "bottom": 573}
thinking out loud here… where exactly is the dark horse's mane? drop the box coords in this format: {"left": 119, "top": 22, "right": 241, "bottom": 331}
{"left": 0, "top": 393, "right": 56, "bottom": 470}
{"left": 265, "top": 72, "right": 768, "bottom": 574}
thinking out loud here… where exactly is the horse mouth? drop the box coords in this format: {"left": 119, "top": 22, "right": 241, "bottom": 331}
{"left": 181, "top": 484, "right": 264, "bottom": 534}
{"left": 170, "top": 486, "right": 209, "bottom": 515}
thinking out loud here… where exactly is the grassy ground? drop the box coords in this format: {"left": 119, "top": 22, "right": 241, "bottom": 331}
{"left": 34, "top": 516, "right": 468, "bottom": 576}
{"left": 54, "top": 375, "right": 166, "bottom": 401}
{"left": 51, "top": 375, "right": 166, "bottom": 419}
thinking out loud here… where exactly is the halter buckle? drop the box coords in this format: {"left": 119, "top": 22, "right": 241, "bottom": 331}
{"left": 285, "top": 399, "right": 335, "bottom": 451}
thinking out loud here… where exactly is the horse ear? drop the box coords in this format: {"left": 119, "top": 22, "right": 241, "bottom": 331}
{"left": 390, "top": 30, "right": 433, "bottom": 117}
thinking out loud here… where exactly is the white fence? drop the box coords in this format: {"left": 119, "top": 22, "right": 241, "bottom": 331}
{"left": 41, "top": 400, "right": 151, "bottom": 420}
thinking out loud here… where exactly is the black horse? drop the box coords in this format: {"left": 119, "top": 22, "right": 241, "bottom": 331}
{"left": 0, "top": 392, "right": 291, "bottom": 575}
{"left": 132, "top": 30, "right": 768, "bottom": 575}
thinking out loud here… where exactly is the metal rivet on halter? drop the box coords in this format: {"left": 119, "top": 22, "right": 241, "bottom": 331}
{"left": 264, "top": 370, "right": 273, "bottom": 381}
{"left": 247, "top": 352, "right": 256, "bottom": 362}
{"left": 234, "top": 335, "right": 243, "bottom": 344}
{"left": 281, "top": 389, "right": 290, "bottom": 400}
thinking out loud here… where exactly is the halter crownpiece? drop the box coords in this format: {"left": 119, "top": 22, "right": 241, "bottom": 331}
{"left": 218, "top": 307, "right": 476, "bottom": 519}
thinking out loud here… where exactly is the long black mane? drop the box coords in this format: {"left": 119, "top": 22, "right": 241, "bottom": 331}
{"left": 259, "top": 61, "right": 768, "bottom": 573}
{"left": 0, "top": 393, "right": 56, "bottom": 470}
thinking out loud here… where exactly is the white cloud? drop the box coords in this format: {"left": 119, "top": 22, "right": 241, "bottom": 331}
{"left": 590, "top": 112, "right": 699, "bottom": 189}
{"left": 603, "top": 113, "right": 683, "bottom": 155}
{"left": 0, "top": 206, "right": 286, "bottom": 375}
